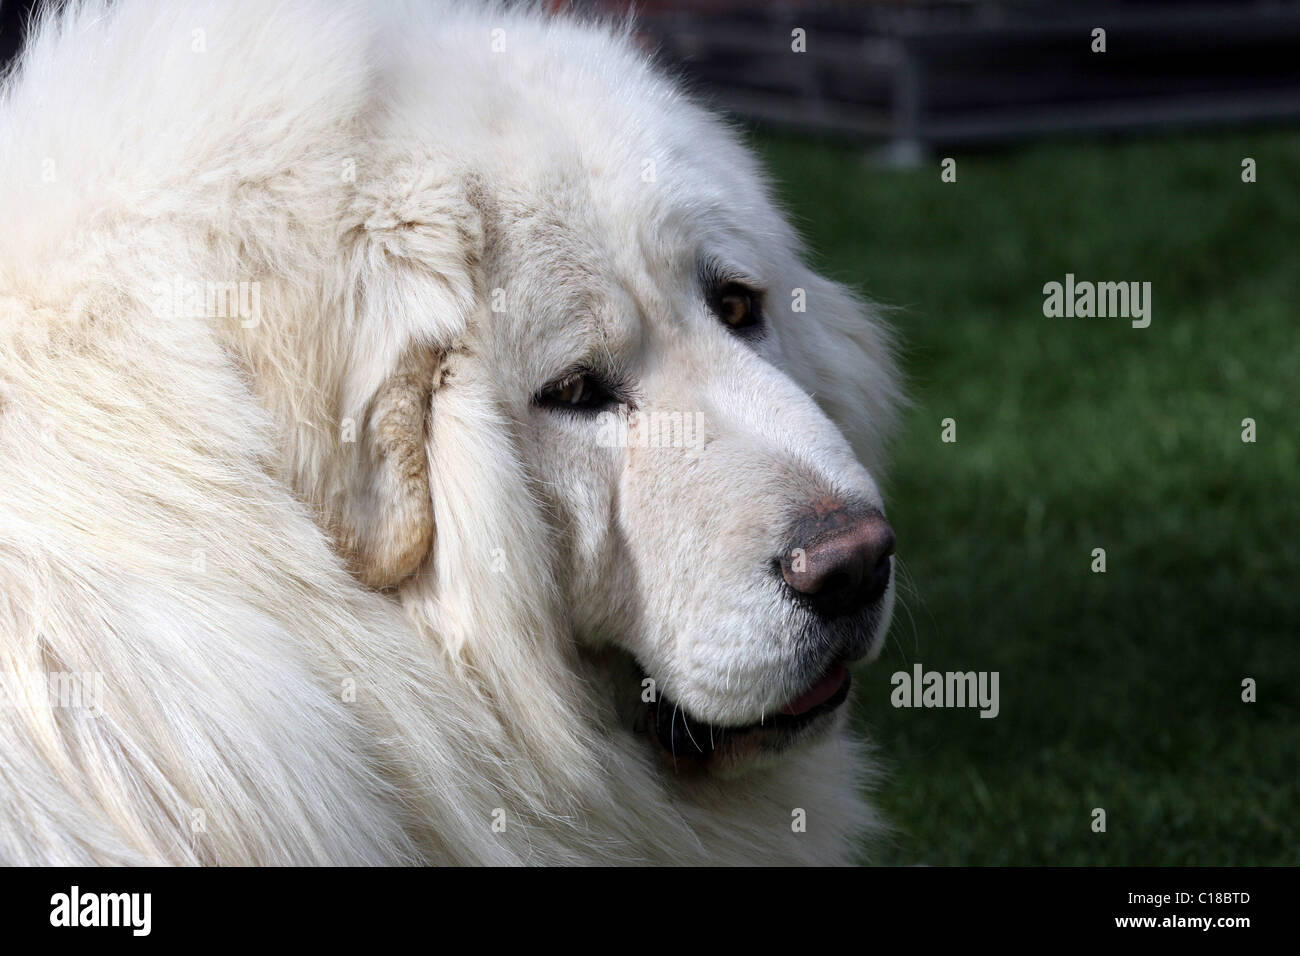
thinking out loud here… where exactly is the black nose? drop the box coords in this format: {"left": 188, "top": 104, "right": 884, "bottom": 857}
{"left": 780, "top": 508, "right": 895, "bottom": 618}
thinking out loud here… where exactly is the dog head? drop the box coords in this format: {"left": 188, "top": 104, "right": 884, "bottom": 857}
{"left": 292, "top": 14, "right": 900, "bottom": 775}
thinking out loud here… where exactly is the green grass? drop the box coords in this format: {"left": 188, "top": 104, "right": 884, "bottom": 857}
{"left": 753, "top": 128, "right": 1300, "bottom": 865}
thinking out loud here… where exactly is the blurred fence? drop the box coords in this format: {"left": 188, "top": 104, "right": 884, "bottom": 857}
{"left": 575, "top": 0, "right": 1300, "bottom": 158}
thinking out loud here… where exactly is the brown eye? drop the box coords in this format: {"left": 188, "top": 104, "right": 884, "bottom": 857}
{"left": 552, "top": 373, "right": 586, "bottom": 405}
{"left": 710, "top": 281, "right": 762, "bottom": 334}
{"left": 719, "top": 291, "right": 751, "bottom": 327}
{"left": 536, "top": 371, "right": 617, "bottom": 413}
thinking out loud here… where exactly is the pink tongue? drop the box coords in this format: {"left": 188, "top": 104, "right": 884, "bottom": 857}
{"left": 780, "top": 665, "right": 847, "bottom": 716}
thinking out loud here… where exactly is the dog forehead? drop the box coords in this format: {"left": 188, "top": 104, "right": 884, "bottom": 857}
{"left": 473, "top": 175, "right": 697, "bottom": 334}
{"left": 380, "top": 13, "right": 787, "bottom": 289}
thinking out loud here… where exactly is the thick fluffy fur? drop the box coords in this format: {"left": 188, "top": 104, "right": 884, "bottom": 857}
{"left": 0, "top": 0, "right": 899, "bottom": 865}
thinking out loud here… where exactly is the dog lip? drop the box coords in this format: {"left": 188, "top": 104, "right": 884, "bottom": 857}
{"left": 780, "top": 662, "right": 850, "bottom": 716}
{"left": 643, "top": 664, "right": 852, "bottom": 761}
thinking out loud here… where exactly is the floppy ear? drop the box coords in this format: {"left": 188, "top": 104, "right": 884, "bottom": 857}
{"left": 334, "top": 346, "right": 441, "bottom": 588}
{"left": 326, "top": 155, "right": 483, "bottom": 589}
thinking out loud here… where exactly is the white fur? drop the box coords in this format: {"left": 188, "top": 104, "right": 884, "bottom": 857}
{"left": 0, "top": 0, "right": 899, "bottom": 865}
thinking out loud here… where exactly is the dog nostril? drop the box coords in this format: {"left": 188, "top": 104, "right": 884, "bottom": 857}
{"left": 820, "top": 570, "right": 853, "bottom": 598}
{"left": 811, "top": 567, "right": 852, "bottom": 598}
{"left": 780, "top": 510, "right": 895, "bottom": 617}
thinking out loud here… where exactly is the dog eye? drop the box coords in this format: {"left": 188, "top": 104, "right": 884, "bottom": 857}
{"left": 710, "top": 282, "right": 762, "bottom": 333}
{"left": 536, "top": 371, "right": 617, "bottom": 413}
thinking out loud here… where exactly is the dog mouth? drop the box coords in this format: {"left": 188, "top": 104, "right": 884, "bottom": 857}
{"left": 645, "top": 661, "right": 852, "bottom": 761}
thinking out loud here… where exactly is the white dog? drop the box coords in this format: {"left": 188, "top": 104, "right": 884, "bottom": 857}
{"left": 0, "top": 0, "right": 900, "bottom": 865}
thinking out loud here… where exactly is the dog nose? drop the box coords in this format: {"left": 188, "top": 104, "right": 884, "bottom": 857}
{"left": 780, "top": 510, "right": 895, "bottom": 617}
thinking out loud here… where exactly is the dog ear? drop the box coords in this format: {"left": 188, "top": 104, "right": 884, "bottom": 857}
{"left": 334, "top": 346, "right": 441, "bottom": 589}
{"left": 327, "top": 156, "right": 483, "bottom": 589}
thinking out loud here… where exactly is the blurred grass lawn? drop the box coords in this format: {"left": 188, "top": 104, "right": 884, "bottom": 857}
{"left": 754, "top": 128, "right": 1299, "bottom": 865}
